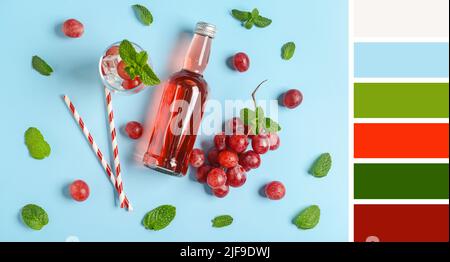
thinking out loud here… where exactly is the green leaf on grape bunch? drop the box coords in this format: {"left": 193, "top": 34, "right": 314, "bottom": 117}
{"left": 240, "top": 107, "right": 281, "bottom": 135}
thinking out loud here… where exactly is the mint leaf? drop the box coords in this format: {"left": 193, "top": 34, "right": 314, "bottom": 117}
{"left": 21, "top": 204, "right": 49, "bottom": 230}
{"left": 294, "top": 205, "right": 320, "bottom": 230}
{"left": 212, "top": 215, "right": 233, "bottom": 228}
{"left": 32, "top": 56, "right": 53, "bottom": 76}
{"left": 143, "top": 205, "right": 176, "bottom": 231}
{"left": 231, "top": 9, "right": 250, "bottom": 22}
{"left": 136, "top": 51, "right": 148, "bottom": 67}
{"left": 309, "top": 153, "right": 332, "bottom": 178}
{"left": 255, "top": 106, "right": 265, "bottom": 134}
{"left": 240, "top": 108, "right": 256, "bottom": 126}
{"left": 25, "top": 127, "right": 51, "bottom": 160}
{"left": 25, "top": 127, "right": 44, "bottom": 145}
{"left": 119, "top": 39, "right": 137, "bottom": 65}
{"left": 264, "top": 117, "right": 281, "bottom": 133}
{"left": 28, "top": 141, "right": 51, "bottom": 160}
{"left": 281, "top": 42, "right": 296, "bottom": 60}
{"left": 125, "top": 66, "right": 137, "bottom": 80}
{"left": 251, "top": 8, "right": 260, "bottom": 18}
{"left": 240, "top": 107, "right": 274, "bottom": 135}
{"left": 132, "top": 4, "right": 153, "bottom": 26}
{"left": 141, "top": 64, "right": 161, "bottom": 86}
{"left": 244, "top": 19, "right": 254, "bottom": 29}
{"left": 254, "top": 16, "right": 272, "bottom": 28}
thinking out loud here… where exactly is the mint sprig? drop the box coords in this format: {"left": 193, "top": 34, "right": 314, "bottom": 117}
{"left": 231, "top": 8, "right": 271, "bottom": 29}
{"left": 240, "top": 81, "right": 281, "bottom": 135}
{"left": 32, "top": 56, "right": 53, "bottom": 76}
{"left": 132, "top": 4, "right": 153, "bottom": 26}
{"left": 119, "top": 39, "right": 160, "bottom": 86}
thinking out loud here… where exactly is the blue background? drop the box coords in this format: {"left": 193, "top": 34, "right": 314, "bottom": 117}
{"left": 0, "top": 0, "right": 348, "bottom": 241}
{"left": 355, "top": 42, "right": 449, "bottom": 78}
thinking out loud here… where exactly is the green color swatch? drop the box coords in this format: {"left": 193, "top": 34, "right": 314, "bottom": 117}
{"left": 354, "top": 83, "right": 449, "bottom": 118}
{"left": 354, "top": 163, "right": 449, "bottom": 199}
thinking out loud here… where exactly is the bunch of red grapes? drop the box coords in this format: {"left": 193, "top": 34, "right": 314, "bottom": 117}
{"left": 189, "top": 117, "right": 282, "bottom": 198}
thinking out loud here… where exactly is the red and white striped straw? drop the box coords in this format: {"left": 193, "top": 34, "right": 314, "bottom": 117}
{"left": 63, "top": 95, "right": 132, "bottom": 211}
{"left": 104, "top": 88, "right": 127, "bottom": 208}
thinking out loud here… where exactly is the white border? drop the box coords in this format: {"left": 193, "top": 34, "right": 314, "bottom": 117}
{"left": 354, "top": 77, "right": 449, "bottom": 83}
{"left": 354, "top": 118, "right": 449, "bottom": 124}
{"left": 354, "top": 158, "right": 449, "bottom": 164}
{"left": 354, "top": 199, "right": 449, "bottom": 205}
{"left": 355, "top": 37, "right": 449, "bottom": 43}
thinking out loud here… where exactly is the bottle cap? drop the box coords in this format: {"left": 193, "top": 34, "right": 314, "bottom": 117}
{"left": 195, "top": 22, "right": 217, "bottom": 38}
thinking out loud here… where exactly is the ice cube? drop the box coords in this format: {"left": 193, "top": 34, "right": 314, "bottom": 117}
{"left": 101, "top": 55, "right": 123, "bottom": 89}
{"left": 101, "top": 55, "right": 120, "bottom": 75}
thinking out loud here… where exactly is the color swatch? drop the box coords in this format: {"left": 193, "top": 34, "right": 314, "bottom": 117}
{"left": 351, "top": 0, "right": 449, "bottom": 242}
{"left": 354, "top": 164, "right": 449, "bottom": 199}
{"left": 354, "top": 83, "right": 449, "bottom": 118}
{"left": 354, "top": 204, "right": 449, "bottom": 242}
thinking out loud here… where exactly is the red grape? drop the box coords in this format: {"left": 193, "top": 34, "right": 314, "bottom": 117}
{"left": 214, "top": 132, "right": 227, "bottom": 150}
{"left": 196, "top": 165, "right": 212, "bottom": 183}
{"left": 125, "top": 121, "right": 143, "bottom": 139}
{"left": 212, "top": 184, "right": 229, "bottom": 198}
{"left": 218, "top": 150, "right": 239, "bottom": 168}
{"left": 226, "top": 165, "right": 247, "bottom": 187}
{"left": 189, "top": 148, "right": 205, "bottom": 168}
{"left": 283, "top": 89, "right": 303, "bottom": 109}
{"left": 233, "top": 52, "right": 250, "bottom": 72}
{"left": 105, "top": 45, "right": 119, "bottom": 56}
{"left": 117, "top": 61, "right": 131, "bottom": 80}
{"left": 265, "top": 181, "right": 286, "bottom": 200}
{"left": 207, "top": 168, "right": 227, "bottom": 189}
{"left": 122, "top": 77, "right": 141, "bottom": 90}
{"left": 69, "top": 180, "right": 90, "bottom": 201}
{"left": 251, "top": 134, "right": 270, "bottom": 154}
{"left": 226, "top": 135, "right": 249, "bottom": 153}
{"left": 207, "top": 148, "right": 220, "bottom": 167}
{"left": 267, "top": 133, "right": 280, "bottom": 150}
{"left": 241, "top": 164, "right": 251, "bottom": 172}
{"left": 239, "top": 150, "right": 261, "bottom": 170}
{"left": 62, "top": 19, "right": 84, "bottom": 38}
{"left": 239, "top": 150, "right": 261, "bottom": 169}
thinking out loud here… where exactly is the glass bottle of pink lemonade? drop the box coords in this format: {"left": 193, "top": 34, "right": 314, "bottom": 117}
{"left": 143, "top": 22, "right": 216, "bottom": 176}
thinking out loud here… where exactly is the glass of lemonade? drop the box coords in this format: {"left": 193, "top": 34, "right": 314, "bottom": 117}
{"left": 99, "top": 41, "right": 152, "bottom": 94}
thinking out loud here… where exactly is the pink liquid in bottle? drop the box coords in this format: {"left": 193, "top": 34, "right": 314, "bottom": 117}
{"left": 143, "top": 22, "right": 216, "bottom": 176}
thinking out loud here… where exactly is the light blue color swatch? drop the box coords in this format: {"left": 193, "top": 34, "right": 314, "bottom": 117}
{"left": 355, "top": 43, "right": 449, "bottom": 78}
{"left": 0, "top": 0, "right": 348, "bottom": 241}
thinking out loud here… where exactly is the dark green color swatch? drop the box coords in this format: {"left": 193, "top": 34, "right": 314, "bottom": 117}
{"left": 354, "top": 83, "right": 449, "bottom": 118}
{"left": 354, "top": 163, "right": 449, "bottom": 199}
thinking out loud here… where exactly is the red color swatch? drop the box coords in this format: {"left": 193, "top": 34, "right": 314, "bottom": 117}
{"left": 354, "top": 123, "right": 449, "bottom": 158}
{"left": 354, "top": 204, "right": 449, "bottom": 242}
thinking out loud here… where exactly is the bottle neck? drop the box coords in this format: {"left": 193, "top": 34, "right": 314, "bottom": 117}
{"left": 182, "top": 33, "right": 212, "bottom": 75}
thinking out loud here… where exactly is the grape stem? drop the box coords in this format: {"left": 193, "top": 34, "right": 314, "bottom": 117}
{"left": 251, "top": 80, "right": 268, "bottom": 109}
